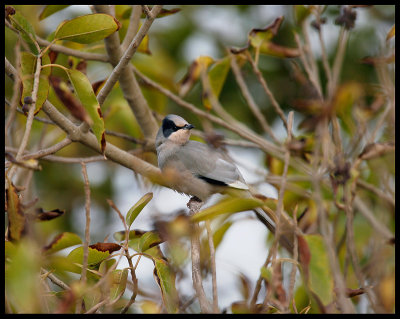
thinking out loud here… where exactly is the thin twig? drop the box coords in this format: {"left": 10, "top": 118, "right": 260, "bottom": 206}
{"left": 188, "top": 197, "right": 212, "bottom": 313}
{"left": 302, "top": 21, "right": 322, "bottom": 97}
{"left": 245, "top": 51, "right": 289, "bottom": 131}
{"left": 287, "top": 205, "right": 299, "bottom": 313}
{"left": 263, "top": 112, "right": 293, "bottom": 310}
{"left": 294, "top": 33, "right": 323, "bottom": 100}
{"left": 121, "top": 6, "right": 143, "bottom": 52}
{"left": 205, "top": 220, "right": 219, "bottom": 313}
{"left": 95, "top": 5, "right": 162, "bottom": 106}
{"left": 356, "top": 179, "right": 395, "bottom": 208}
{"left": 41, "top": 268, "right": 70, "bottom": 291}
{"left": 21, "top": 138, "right": 72, "bottom": 160}
{"left": 7, "top": 47, "right": 42, "bottom": 180}
{"left": 329, "top": 28, "right": 348, "bottom": 99}
{"left": 107, "top": 199, "right": 139, "bottom": 314}
{"left": 5, "top": 38, "right": 21, "bottom": 145}
{"left": 311, "top": 119, "right": 355, "bottom": 313}
{"left": 229, "top": 53, "right": 279, "bottom": 143}
{"left": 76, "top": 163, "right": 91, "bottom": 313}
{"left": 36, "top": 36, "right": 108, "bottom": 62}
{"left": 343, "top": 183, "right": 379, "bottom": 312}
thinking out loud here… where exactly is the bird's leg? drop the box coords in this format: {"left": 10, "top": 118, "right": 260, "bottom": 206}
{"left": 187, "top": 196, "right": 203, "bottom": 210}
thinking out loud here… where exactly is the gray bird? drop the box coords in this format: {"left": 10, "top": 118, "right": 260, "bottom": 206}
{"left": 156, "top": 114, "right": 295, "bottom": 251}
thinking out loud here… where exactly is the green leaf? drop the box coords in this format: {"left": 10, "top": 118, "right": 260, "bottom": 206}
{"left": 5, "top": 239, "right": 42, "bottom": 313}
{"left": 192, "top": 197, "right": 265, "bottom": 222}
{"left": 43, "top": 232, "right": 82, "bottom": 254}
{"left": 20, "top": 52, "right": 51, "bottom": 115}
{"left": 39, "top": 5, "right": 70, "bottom": 20}
{"left": 9, "top": 11, "right": 38, "bottom": 54}
{"left": 153, "top": 258, "right": 179, "bottom": 313}
{"left": 294, "top": 5, "right": 312, "bottom": 26}
{"left": 213, "top": 221, "right": 233, "bottom": 249}
{"left": 54, "top": 13, "right": 120, "bottom": 44}
{"left": 303, "top": 234, "right": 334, "bottom": 305}
{"left": 202, "top": 57, "right": 231, "bottom": 110}
{"left": 5, "top": 241, "right": 16, "bottom": 259}
{"left": 67, "top": 246, "right": 110, "bottom": 268}
{"left": 66, "top": 69, "right": 106, "bottom": 153}
{"left": 248, "top": 17, "right": 299, "bottom": 58}
{"left": 109, "top": 268, "right": 129, "bottom": 300}
{"left": 126, "top": 192, "right": 153, "bottom": 227}
{"left": 138, "top": 231, "right": 163, "bottom": 252}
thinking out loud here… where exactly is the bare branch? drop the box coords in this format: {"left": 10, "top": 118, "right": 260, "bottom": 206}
{"left": 245, "top": 51, "right": 289, "bottom": 131}
{"left": 229, "top": 53, "right": 280, "bottom": 143}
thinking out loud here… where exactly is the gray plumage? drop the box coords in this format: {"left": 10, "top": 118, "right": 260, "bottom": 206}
{"left": 156, "top": 114, "right": 247, "bottom": 200}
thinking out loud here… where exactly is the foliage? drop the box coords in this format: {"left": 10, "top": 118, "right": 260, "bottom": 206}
{"left": 5, "top": 5, "right": 395, "bottom": 314}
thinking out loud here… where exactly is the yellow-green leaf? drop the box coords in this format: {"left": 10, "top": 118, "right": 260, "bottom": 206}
{"left": 126, "top": 192, "right": 153, "bottom": 227}
{"left": 54, "top": 13, "right": 120, "bottom": 44}
{"left": 6, "top": 181, "right": 25, "bottom": 242}
{"left": 39, "top": 5, "right": 70, "bottom": 20}
{"left": 138, "top": 231, "right": 163, "bottom": 252}
{"left": 5, "top": 239, "right": 42, "bottom": 313}
{"left": 213, "top": 221, "right": 233, "bottom": 248}
{"left": 386, "top": 25, "right": 395, "bottom": 42}
{"left": 66, "top": 69, "right": 106, "bottom": 153}
{"left": 153, "top": 258, "right": 179, "bottom": 313}
{"left": 179, "top": 55, "right": 214, "bottom": 97}
{"left": 20, "top": 52, "right": 51, "bottom": 115}
{"left": 43, "top": 232, "right": 82, "bottom": 254}
{"left": 202, "top": 57, "right": 230, "bottom": 110}
{"left": 67, "top": 246, "right": 110, "bottom": 268}
{"left": 109, "top": 268, "right": 128, "bottom": 300}
{"left": 248, "top": 16, "right": 299, "bottom": 58}
{"left": 9, "top": 11, "right": 38, "bottom": 54}
{"left": 192, "top": 197, "right": 265, "bottom": 222}
{"left": 303, "top": 234, "right": 334, "bottom": 305}
{"left": 294, "top": 5, "right": 312, "bottom": 26}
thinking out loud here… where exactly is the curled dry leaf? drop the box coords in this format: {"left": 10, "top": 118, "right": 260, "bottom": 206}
{"left": 89, "top": 242, "right": 122, "bottom": 254}
{"left": 35, "top": 208, "right": 65, "bottom": 221}
{"left": 50, "top": 75, "right": 92, "bottom": 124}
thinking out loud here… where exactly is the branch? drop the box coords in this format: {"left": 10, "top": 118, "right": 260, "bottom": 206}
{"left": 21, "top": 138, "right": 72, "bottom": 160}
{"left": 36, "top": 36, "right": 108, "bottom": 62}
{"left": 121, "top": 6, "right": 142, "bottom": 52}
{"left": 245, "top": 51, "right": 289, "bottom": 131}
{"left": 229, "top": 53, "right": 279, "bottom": 143}
{"left": 94, "top": 5, "right": 162, "bottom": 138}
{"left": 188, "top": 197, "right": 212, "bottom": 313}
{"left": 205, "top": 220, "right": 219, "bottom": 313}
{"left": 75, "top": 162, "right": 92, "bottom": 314}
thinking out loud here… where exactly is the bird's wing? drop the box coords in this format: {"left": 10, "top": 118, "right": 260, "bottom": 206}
{"left": 178, "top": 141, "right": 248, "bottom": 189}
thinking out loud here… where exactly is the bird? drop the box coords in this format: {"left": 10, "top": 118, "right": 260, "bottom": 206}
{"left": 155, "top": 114, "right": 296, "bottom": 252}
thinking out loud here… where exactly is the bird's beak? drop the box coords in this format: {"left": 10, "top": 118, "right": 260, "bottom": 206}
{"left": 184, "top": 124, "right": 194, "bottom": 130}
